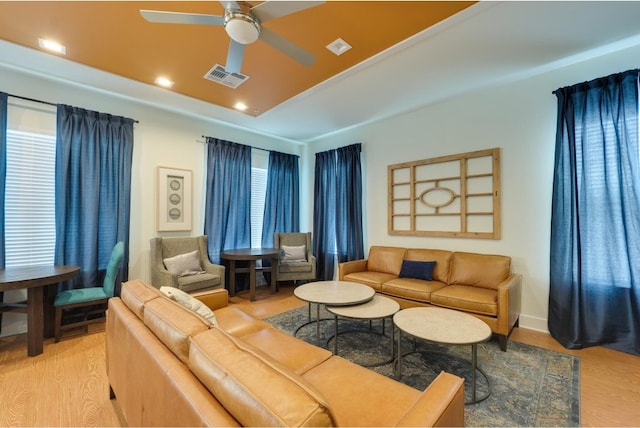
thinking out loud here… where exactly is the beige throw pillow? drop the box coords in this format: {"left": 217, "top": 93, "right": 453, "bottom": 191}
{"left": 159, "top": 286, "right": 219, "bottom": 327}
{"left": 281, "top": 245, "right": 306, "bottom": 262}
{"left": 163, "top": 250, "right": 205, "bottom": 277}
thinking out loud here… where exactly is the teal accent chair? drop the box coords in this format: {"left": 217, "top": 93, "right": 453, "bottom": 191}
{"left": 54, "top": 241, "right": 125, "bottom": 342}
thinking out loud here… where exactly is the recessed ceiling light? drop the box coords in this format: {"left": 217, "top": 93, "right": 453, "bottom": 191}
{"left": 234, "top": 102, "right": 248, "bottom": 111}
{"left": 38, "top": 38, "right": 66, "bottom": 55}
{"left": 326, "top": 38, "right": 352, "bottom": 56}
{"left": 154, "top": 77, "right": 175, "bottom": 88}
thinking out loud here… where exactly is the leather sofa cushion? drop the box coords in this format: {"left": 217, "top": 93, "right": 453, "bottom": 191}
{"left": 144, "top": 297, "right": 211, "bottom": 364}
{"left": 189, "top": 328, "right": 335, "bottom": 427}
{"left": 405, "top": 249, "right": 453, "bottom": 284}
{"left": 367, "top": 246, "right": 407, "bottom": 275}
{"left": 214, "top": 306, "right": 274, "bottom": 338}
{"left": 193, "top": 288, "right": 229, "bottom": 311}
{"left": 343, "top": 271, "right": 397, "bottom": 292}
{"left": 302, "top": 356, "right": 421, "bottom": 427}
{"left": 240, "top": 327, "right": 332, "bottom": 375}
{"left": 431, "top": 284, "right": 498, "bottom": 316}
{"left": 449, "top": 251, "right": 511, "bottom": 290}
{"left": 121, "top": 279, "right": 163, "bottom": 320}
{"left": 381, "top": 278, "right": 447, "bottom": 303}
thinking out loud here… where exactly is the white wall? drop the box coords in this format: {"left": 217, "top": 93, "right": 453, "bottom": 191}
{"left": 2, "top": 41, "right": 639, "bottom": 335}
{"left": 0, "top": 66, "right": 306, "bottom": 336}
{"left": 308, "top": 43, "right": 640, "bottom": 332}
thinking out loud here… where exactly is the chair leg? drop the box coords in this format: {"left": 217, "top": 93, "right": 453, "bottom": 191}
{"left": 54, "top": 306, "right": 62, "bottom": 343}
{"left": 498, "top": 334, "right": 508, "bottom": 352}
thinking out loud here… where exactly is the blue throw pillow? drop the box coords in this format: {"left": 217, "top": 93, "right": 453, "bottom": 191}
{"left": 398, "top": 260, "right": 436, "bottom": 281}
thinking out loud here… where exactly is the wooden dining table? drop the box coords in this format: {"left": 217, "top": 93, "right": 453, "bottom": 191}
{"left": 0, "top": 265, "right": 80, "bottom": 356}
{"left": 220, "top": 248, "right": 282, "bottom": 302}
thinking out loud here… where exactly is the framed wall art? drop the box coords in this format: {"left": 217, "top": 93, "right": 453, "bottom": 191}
{"left": 388, "top": 148, "right": 501, "bottom": 239}
{"left": 157, "top": 166, "right": 192, "bottom": 231}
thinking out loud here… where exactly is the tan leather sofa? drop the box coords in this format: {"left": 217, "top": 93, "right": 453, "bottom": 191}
{"left": 107, "top": 279, "right": 465, "bottom": 427}
{"left": 339, "top": 246, "right": 522, "bottom": 351}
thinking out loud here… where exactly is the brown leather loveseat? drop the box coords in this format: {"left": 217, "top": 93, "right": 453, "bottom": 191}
{"left": 106, "top": 279, "right": 465, "bottom": 426}
{"left": 339, "top": 246, "right": 522, "bottom": 351}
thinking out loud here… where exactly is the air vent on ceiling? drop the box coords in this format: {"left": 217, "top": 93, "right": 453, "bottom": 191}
{"left": 326, "top": 38, "right": 352, "bottom": 56}
{"left": 203, "top": 64, "right": 249, "bottom": 89}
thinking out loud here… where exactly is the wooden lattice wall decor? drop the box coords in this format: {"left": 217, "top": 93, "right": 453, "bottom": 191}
{"left": 388, "top": 148, "right": 501, "bottom": 239}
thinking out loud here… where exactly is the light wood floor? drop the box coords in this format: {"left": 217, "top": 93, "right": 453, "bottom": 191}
{"left": 1, "top": 283, "right": 639, "bottom": 427}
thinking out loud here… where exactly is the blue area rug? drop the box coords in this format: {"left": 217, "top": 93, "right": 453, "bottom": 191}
{"left": 265, "top": 305, "right": 580, "bottom": 427}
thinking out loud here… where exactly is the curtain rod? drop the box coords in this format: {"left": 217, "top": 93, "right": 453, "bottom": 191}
{"left": 6, "top": 92, "right": 139, "bottom": 123}
{"left": 8, "top": 93, "right": 57, "bottom": 107}
{"left": 201, "top": 135, "right": 271, "bottom": 153}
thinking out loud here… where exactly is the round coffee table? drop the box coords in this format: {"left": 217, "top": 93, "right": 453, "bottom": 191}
{"left": 326, "top": 294, "right": 400, "bottom": 366}
{"left": 293, "top": 281, "right": 375, "bottom": 346}
{"left": 393, "top": 306, "right": 492, "bottom": 404}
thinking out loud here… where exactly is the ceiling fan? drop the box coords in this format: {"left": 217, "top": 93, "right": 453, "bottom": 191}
{"left": 140, "top": 1, "right": 324, "bottom": 74}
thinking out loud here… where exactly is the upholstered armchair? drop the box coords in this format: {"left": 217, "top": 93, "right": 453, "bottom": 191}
{"left": 150, "top": 235, "right": 224, "bottom": 293}
{"left": 274, "top": 232, "right": 316, "bottom": 283}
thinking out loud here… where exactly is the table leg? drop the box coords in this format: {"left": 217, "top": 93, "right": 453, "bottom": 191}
{"left": 395, "top": 328, "right": 402, "bottom": 378}
{"left": 316, "top": 303, "right": 321, "bottom": 346}
{"left": 472, "top": 343, "right": 477, "bottom": 403}
{"left": 27, "top": 286, "right": 44, "bottom": 356}
{"left": 333, "top": 314, "right": 338, "bottom": 354}
{"left": 43, "top": 283, "right": 57, "bottom": 338}
{"left": 270, "top": 256, "right": 278, "bottom": 294}
{"left": 0, "top": 290, "right": 4, "bottom": 335}
{"left": 391, "top": 320, "right": 395, "bottom": 363}
{"left": 228, "top": 260, "right": 236, "bottom": 297}
{"left": 249, "top": 260, "right": 257, "bottom": 301}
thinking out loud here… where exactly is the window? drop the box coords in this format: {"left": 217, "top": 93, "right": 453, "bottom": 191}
{"left": 250, "top": 150, "right": 268, "bottom": 248}
{"left": 5, "top": 99, "right": 57, "bottom": 267}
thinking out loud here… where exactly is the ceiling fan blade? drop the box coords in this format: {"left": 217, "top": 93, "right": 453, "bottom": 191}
{"left": 225, "top": 39, "right": 246, "bottom": 74}
{"left": 259, "top": 27, "right": 315, "bottom": 67}
{"left": 251, "top": 1, "right": 324, "bottom": 23}
{"left": 140, "top": 10, "right": 224, "bottom": 26}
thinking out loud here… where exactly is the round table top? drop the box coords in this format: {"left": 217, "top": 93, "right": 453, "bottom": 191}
{"left": 393, "top": 307, "right": 491, "bottom": 346}
{"left": 0, "top": 265, "right": 80, "bottom": 291}
{"left": 326, "top": 294, "right": 400, "bottom": 319}
{"left": 294, "top": 280, "right": 375, "bottom": 306}
{"left": 220, "top": 248, "right": 282, "bottom": 260}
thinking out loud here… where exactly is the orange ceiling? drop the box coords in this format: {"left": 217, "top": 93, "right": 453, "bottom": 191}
{"left": 0, "top": 1, "right": 475, "bottom": 116}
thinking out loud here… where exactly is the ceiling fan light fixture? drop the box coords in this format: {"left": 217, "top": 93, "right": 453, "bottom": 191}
{"left": 224, "top": 10, "right": 260, "bottom": 45}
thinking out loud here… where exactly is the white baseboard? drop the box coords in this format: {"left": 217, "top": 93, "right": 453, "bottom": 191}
{"left": 518, "top": 314, "right": 549, "bottom": 333}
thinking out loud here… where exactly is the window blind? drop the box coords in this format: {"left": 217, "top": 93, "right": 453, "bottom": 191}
{"left": 250, "top": 166, "right": 267, "bottom": 249}
{"left": 5, "top": 129, "right": 56, "bottom": 267}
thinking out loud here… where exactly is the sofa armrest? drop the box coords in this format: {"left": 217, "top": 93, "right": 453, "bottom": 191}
{"left": 193, "top": 288, "right": 229, "bottom": 310}
{"left": 497, "top": 273, "right": 522, "bottom": 334}
{"left": 395, "top": 372, "right": 465, "bottom": 427}
{"left": 338, "top": 259, "right": 368, "bottom": 280}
